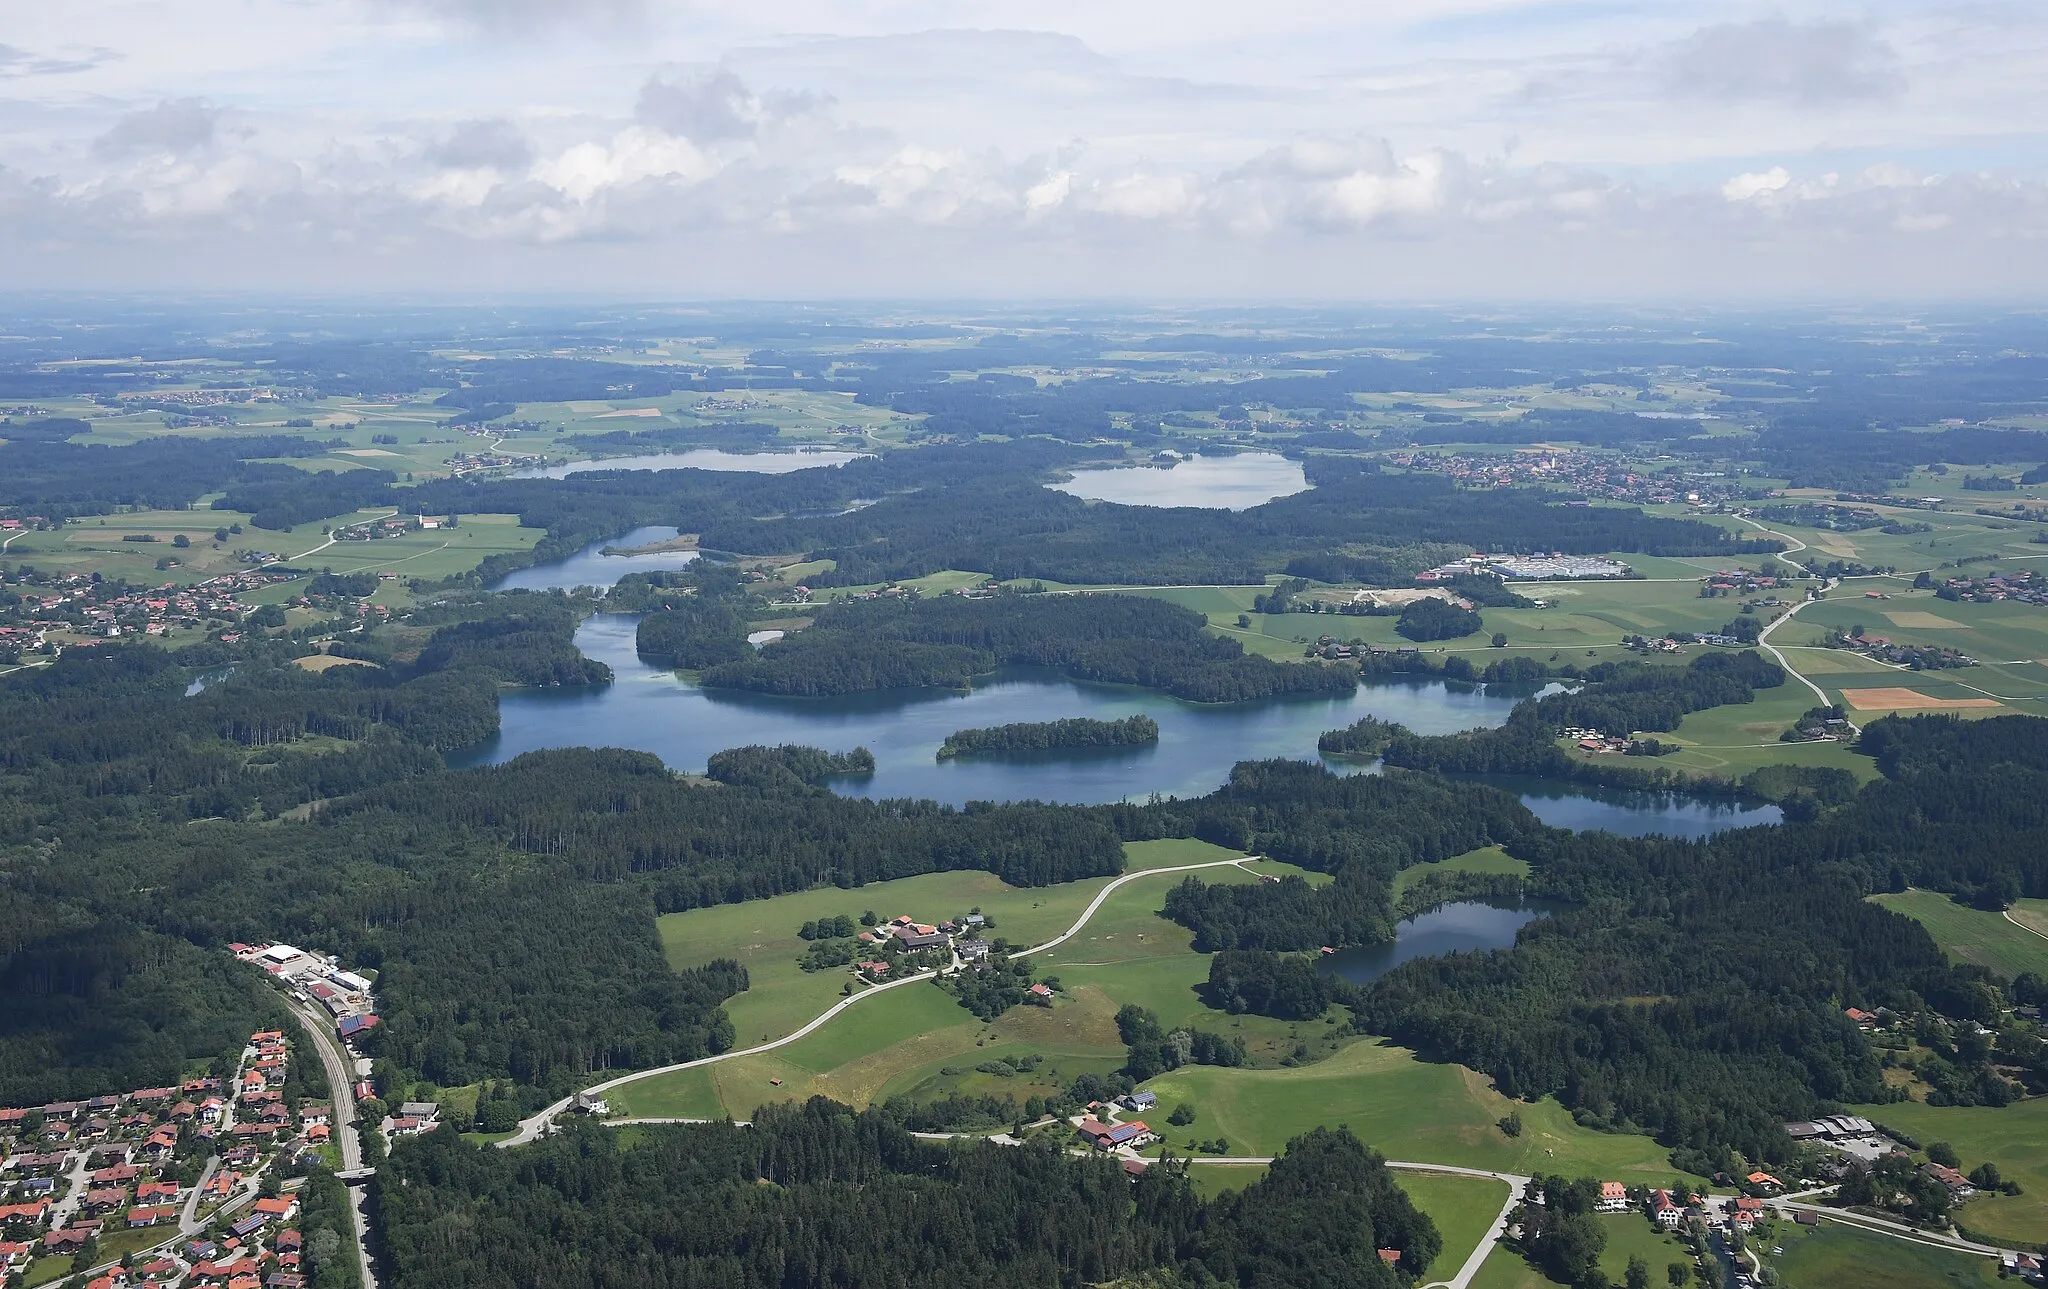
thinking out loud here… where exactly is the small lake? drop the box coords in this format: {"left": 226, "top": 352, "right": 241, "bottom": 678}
{"left": 1319, "top": 897, "right": 1566, "bottom": 985}
{"left": 490, "top": 526, "right": 700, "bottom": 592}
{"left": 1457, "top": 773, "right": 1781, "bottom": 838}
{"left": 512, "top": 448, "right": 867, "bottom": 479}
{"left": 1049, "top": 452, "right": 1308, "bottom": 510}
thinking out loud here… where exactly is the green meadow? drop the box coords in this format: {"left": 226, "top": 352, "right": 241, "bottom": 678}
{"left": 1770, "top": 1217, "right": 2001, "bottom": 1289}
{"left": 1854, "top": 1097, "right": 2048, "bottom": 1246}
{"left": 1392, "top": 846, "right": 1530, "bottom": 899}
{"left": 633, "top": 833, "right": 1683, "bottom": 1191}
{"left": 1872, "top": 890, "right": 2048, "bottom": 981}
{"left": 1389, "top": 1170, "right": 1513, "bottom": 1282}
{"left": 1141, "top": 1041, "right": 1682, "bottom": 1184}
{"left": 296, "top": 512, "right": 542, "bottom": 581}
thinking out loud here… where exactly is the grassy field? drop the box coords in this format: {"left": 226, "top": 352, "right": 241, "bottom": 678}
{"left": 5, "top": 509, "right": 259, "bottom": 584}
{"left": 293, "top": 512, "right": 542, "bottom": 581}
{"left": 1871, "top": 890, "right": 2048, "bottom": 981}
{"left": 1393, "top": 1171, "right": 1513, "bottom": 1281}
{"left": 639, "top": 834, "right": 1688, "bottom": 1183}
{"left": 1853, "top": 1098, "right": 2048, "bottom": 1245}
{"left": 1468, "top": 1213, "right": 1700, "bottom": 1289}
{"left": 1770, "top": 1217, "right": 2001, "bottom": 1289}
{"left": 1142, "top": 1040, "right": 1682, "bottom": 1183}
{"left": 1393, "top": 846, "right": 1531, "bottom": 899}
{"left": 660, "top": 868, "right": 1121, "bottom": 1047}
{"left": 637, "top": 839, "right": 1263, "bottom": 1116}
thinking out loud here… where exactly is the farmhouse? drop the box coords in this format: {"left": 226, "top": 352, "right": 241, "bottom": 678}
{"left": 1074, "top": 1118, "right": 1155, "bottom": 1151}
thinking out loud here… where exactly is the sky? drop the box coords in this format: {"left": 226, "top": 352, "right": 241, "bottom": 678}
{"left": 3, "top": 1, "right": 2047, "bottom": 298}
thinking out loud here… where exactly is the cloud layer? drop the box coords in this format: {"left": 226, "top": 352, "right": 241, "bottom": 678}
{"left": 3, "top": 3, "right": 2047, "bottom": 295}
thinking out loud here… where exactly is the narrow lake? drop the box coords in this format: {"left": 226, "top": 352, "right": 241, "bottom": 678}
{"left": 511, "top": 448, "right": 867, "bottom": 479}
{"left": 1049, "top": 452, "right": 1308, "bottom": 509}
{"left": 1318, "top": 897, "right": 1565, "bottom": 985}
{"left": 452, "top": 613, "right": 1781, "bottom": 835}
{"left": 490, "top": 526, "right": 699, "bottom": 592}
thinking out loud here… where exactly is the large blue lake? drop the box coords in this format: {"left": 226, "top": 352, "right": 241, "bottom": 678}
{"left": 453, "top": 611, "right": 1781, "bottom": 833}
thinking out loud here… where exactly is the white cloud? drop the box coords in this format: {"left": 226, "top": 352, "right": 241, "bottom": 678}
{"left": 530, "top": 127, "right": 711, "bottom": 203}
{"left": 0, "top": 1, "right": 2045, "bottom": 294}
{"left": 1722, "top": 167, "right": 1791, "bottom": 202}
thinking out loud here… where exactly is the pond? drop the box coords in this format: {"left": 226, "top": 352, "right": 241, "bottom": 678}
{"left": 1048, "top": 452, "right": 1308, "bottom": 510}
{"left": 1456, "top": 772, "right": 1781, "bottom": 839}
{"left": 489, "top": 526, "right": 700, "bottom": 592}
{"left": 1318, "top": 897, "right": 1567, "bottom": 985}
{"left": 452, "top": 614, "right": 1780, "bottom": 836}
{"left": 511, "top": 448, "right": 867, "bottom": 479}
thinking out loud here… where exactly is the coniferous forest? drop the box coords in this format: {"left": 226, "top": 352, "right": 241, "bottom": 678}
{"left": 372, "top": 1105, "right": 1438, "bottom": 1289}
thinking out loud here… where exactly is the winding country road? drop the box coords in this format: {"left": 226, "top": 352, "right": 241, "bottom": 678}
{"left": 499, "top": 854, "right": 1258, "bottom": 1146}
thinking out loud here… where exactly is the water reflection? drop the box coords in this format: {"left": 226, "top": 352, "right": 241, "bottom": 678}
{"left": 511, "top": 448, "right": 867, "bottom": 479}
{"left": 450, "top": 614, "right": 1525, "bottom": 806}
{"left": 1318, "top": 897, "right": 1563, "bottom": 985}
{"left": 490, "top": 527, "right": 699, "bottom": 592}
{"left": 1049, "top": 452, "right": 1309, "bottom": 510}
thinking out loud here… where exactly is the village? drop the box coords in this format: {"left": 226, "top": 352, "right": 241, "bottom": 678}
{"left": 0, "top": 565, "right": 305, "bottom": 656}
{"left": 1, "top": 1026, "right": 326, "bottom": 1289}
{"left": 1386, "top": 448, "right": 1753, "bottom": 512}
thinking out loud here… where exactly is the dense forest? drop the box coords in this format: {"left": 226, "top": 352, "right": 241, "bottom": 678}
{"left": 938, "top": 715, "right": 1159, "bottom": 759}
{"left": 372, "top": 1104, "right": 1440, "bottom": 1289}
{"left": 702, "top": 592, "right": 1357, "bottom": 703}
{"left": 4, "top": 593, "right": 2046, "bottom": 1175}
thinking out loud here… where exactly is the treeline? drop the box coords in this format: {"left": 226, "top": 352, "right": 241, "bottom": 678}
{"left": 938, "top": 715, "right": 1158, "bottom": 759}
{"left": 1116, "top": 1004, "right": 1247, "bottom": 1082}
{"left": 1164, "top": 873, "right": 1393, "bottom": 954}
{"left": 703, "top": 593, "right": 1356, "bottom": 703}
{"left": 0, "top": 434, "right": 337, "bottom": 520}
{"left": 409, "top": 593, "right": 611, "bottom": 687}
{"left": 337, "top": 747, "right": 1128, "bottom": 907}
{"left": 616, "top": 566, "right": 756, "bottom": 669}
{"left": 1204, "top": 949, "right": 1333, "bottom": 1020}
{"left": 372, "top": 1105, "right": 1440, "bottom": 1288}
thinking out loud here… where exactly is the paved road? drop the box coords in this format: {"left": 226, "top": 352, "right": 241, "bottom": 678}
{"left": 281, "top": 997, "right": 380, "bottom": 1288}
{"left": 285, "top": 996, "right": 364, "bottom": 1172}
{"left": 1755, "top": 586, "right": 1833, "bottom": 708}
{"left": 500, "top": 855, "right": 1258, "bottom": 1147}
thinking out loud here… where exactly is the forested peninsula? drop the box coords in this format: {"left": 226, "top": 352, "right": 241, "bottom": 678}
{"left": 938, "top": 715, "right": 1159, "bottom": 759}
{"left": 700, "top": 593, "right": 1357, "bottom": 702}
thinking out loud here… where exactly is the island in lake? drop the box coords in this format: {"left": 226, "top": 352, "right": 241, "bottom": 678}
{"left": 937, "top": 715, "right": 1160, "bottom": 760}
